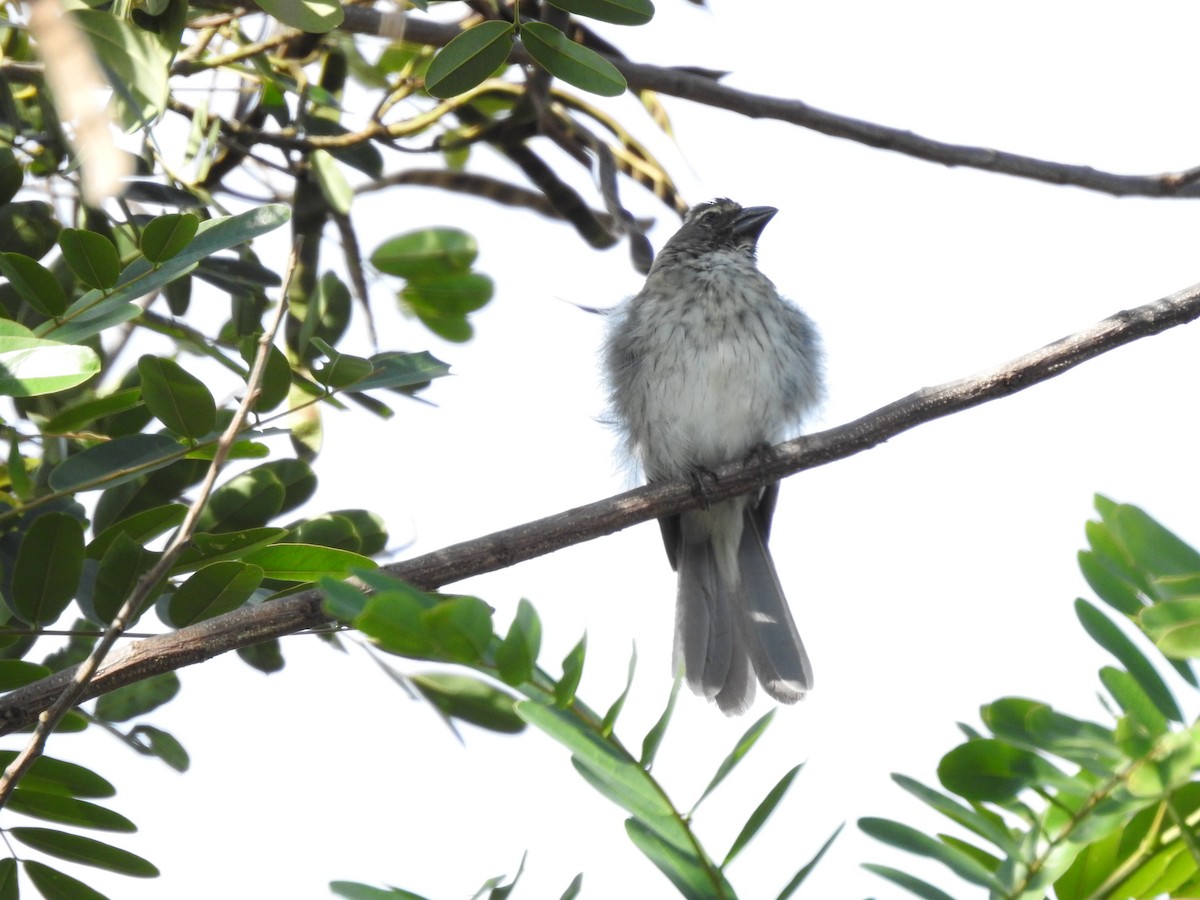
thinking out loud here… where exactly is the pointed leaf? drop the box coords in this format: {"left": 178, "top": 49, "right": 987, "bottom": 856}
{"left": 641, "top": 674, "right": 680, "bottom": 767}
{"left": 602, "top": 644, "right": 636, "bottom": 734}
{"left": 692, "top": 709, "right": 774, "bottom": 812}
{"left": 722, "top": 763, "right": 803, "bottom": 867}
{"left": 495, "top": 598, "right": 542, "bottom": 686}
{"left": 776, "top": 823, "right": 843, "bottom": 899}
{"left": 519, "top": 22, "right": 626, "bottom": 96}
{"left": 23, "top": 860, "right": 112, "bottom": 900}
{"left": 858, "top": 818, "right": 1001, "bottom": 889}
{"left": 48, "top": 433, "right": 182, "bottom": 493}
{"left": 425, "top": 21, "right": 515, "bottom": 99}
{"left": 128, "top": 724, "right": 190, "bottom": 772}
{"left": 410, "top": 674, "right": 524, "bottom": 734}
{"left": 556, "top": 634, "right": 586, "bottom": 706}
{"left": 354, "top": 350, "right": 451, "bottom": 392}
{"left": 311, "top": 149, "right": 353, "bottom": 215}
{"left": 0, "top": 753, "right": 115, "bottom": 798}
{"left": 624, "top": 817, "right": 727, "bottom": 900}
{"left": 164, "top": 561, "right": 263, "bottom": 627}
{"left": 242, "top": 543, "right": 375, "bottom": 582}
{"left": 546, "top": 0, "right": 653, "bottom": 25}
{"left": 11, "top": 828, "right": 158, "bottom": 877}
{"left": 861, "top": 864, "right": 957, "bottom": 900}
{"left": 1076, "top": 598, "right": 1182, "bottom": 722}
{"left": 7, "top": 789, "right": 136, "bottom": 832}
{"left": 12, "top": 512, "right": 85, "bottom": 625}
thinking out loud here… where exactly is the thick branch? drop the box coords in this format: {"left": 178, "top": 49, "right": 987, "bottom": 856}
{"left": 390, "top": 15, "right": 1200, "bottom": 199}
{"left": 1, "top": 280, "right": 1198, "bottom": 734}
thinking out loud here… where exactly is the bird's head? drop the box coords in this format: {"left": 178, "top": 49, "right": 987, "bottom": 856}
{"left": 659, "top": 199, "right": 778, "bottom": 262}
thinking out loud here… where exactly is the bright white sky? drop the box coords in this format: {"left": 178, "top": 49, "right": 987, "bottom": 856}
{"left": 36, "top": 1, "right": 1200, "bottom": 898}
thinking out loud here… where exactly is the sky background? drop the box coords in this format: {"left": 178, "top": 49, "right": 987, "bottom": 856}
{"left": 22, "top": 1, "right": 1200, "bottom": 897}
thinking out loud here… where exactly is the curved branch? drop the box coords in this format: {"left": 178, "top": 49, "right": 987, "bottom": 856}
{"left": 1, "top": 280, "right": 1198, "bottom": 734}
{"left": 391, "top": 15, "right": 1200, "bottom": 200}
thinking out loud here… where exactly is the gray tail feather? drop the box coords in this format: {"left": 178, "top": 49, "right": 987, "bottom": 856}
{"left": 673, "top": 508, "right": 811, "bottom": 715}
{"left": 737, "top": 508, "right": 812, "bottom": 702}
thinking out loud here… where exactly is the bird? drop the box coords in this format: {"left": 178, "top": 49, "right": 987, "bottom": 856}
{"left": 602, "top": 198, "right": 824, "bottom": 714}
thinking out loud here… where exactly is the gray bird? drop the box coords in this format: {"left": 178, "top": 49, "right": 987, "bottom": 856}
{"left": 603, "top": 199, "right": 824, "bottom": 714}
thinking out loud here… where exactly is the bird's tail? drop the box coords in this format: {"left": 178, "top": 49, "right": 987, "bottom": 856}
{"left": 674, "top": 502, "right": 812, "bottom": 714}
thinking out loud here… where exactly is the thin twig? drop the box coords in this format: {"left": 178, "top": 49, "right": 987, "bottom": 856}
{"left": 393, "top": 17, "right": 1200, "bottom": 200}
{"left": 0, "top": 278, "right": 1198, "bottom": 735}
{"left": 0, "top": 240, "right": 302, "bottom": 804}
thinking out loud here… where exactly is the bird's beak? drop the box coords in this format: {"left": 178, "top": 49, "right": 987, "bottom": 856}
{"left": 732, "top": 206, "right": 778, "bottom": 243}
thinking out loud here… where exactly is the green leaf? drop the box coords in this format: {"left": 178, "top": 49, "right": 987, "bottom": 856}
{"left": 546, "top": 0, "right": 654, "bottom": 25}
{"left": 0, "top": 147, "right": 21, "bottom": 206}
{"left": 0, "top": 753, "right": 114, "bottom": 798}
{"left": 170, "top": 528, "right": 287, "bottom": 573}
{"left": 861, "top": 864, "right": 957, "bottom": 900}
{"left": 936, "top": 738, "right": 1047, "bottom": 802}
{"left": 402, "top": 272, "right": 494, "bottom": 317}
{"left": 601, "top": 645, "right": 636, "bottom": 734}
{"left": 0, "top": 201, "right": 59, "bottom": 259}
{"left": 722, "top": 763, "right": 802, "bottom": 867}
{"left": 354, "top": 351, "right": 451, "bottom": 393}
{"left": 94, "top": 671, "right": 180, "bottom": 722}
{"left": 624, "top": 817, "right": 727, "bottom": 900}
{"left": 425, "top": 21, "right": 515, "bottom": 99}
{"left": 330, "top": 881, "right": 429, "bottom": 900}
{"left": 139, "top": 213, "right": 199, "bottom": 263}
{"left": 0, "top": 660, "right": 51, "bottom": 690}
{"left": 11, "top": 828, "right": 158, "bottom": 877}
{"left": 87, "top": 532, "right": 159, "bottom": 624}
{"left": 1101, "top": 665, "right": 1169, "bottom": 744}
{"left": 237, "top": 639, "right": 285, "bottom": 674}
{"left": 312, "top": 340, "right": 374, "bottom": 389}
{"left": 7, "top": 789, "right": 136, "bottom": 833}
{"left": 356, "top": 586, "right": 434, "bottom": 656}
{"left": 0, "top": 321, "right": 100, "bottom": 397}
{"left": 519, "top": 22, "right": 626, "bottom": 96}
{"left": 58, "top": 228, "right": 120, "bottom": 289}
{"left": 137, "top": 355, "right": 217, "bottom": 439}
{"left": 255, "top": 459, "right": 318, "bottom": 514}
{"left": 48, "top": 433, "right": 182, "bottom": 493}
{"left": 39, "top": 204, "right": 289, "bottom": 344}
{"left": 311, "top": 150, "right": 353, "bottom": 215}
{"left": 422, "top": 595, "right": 494, "bottom": 663}
{"left": 776, "top": 823, "right": 843, "bottom": 900}
{"left": 495, "top": 598, "right": 542, "bottom": 686}
{"left": 255, "top": 0, "right": 343, "bottom": 32}
{"left": 164, "top": 561, "right": 263, "bottom": 627}
{"left": 640, "top": 674, "right": 680, "bottom": 767}
{"left": 128, "top": 724, "right": 190, "bottom": 772}
{"left": 891, "top": 774, "right": 1017, "bottom": 855}
{"left": 1140, "top": 598, "right": 1200, "bottom": 658}
{"left": 1079, "top": 548, "right": 1143, "bottom": 617}
{"left": 240, "top": 337, "right": 292, "bottom": 412}
{"left": 858, "top": 818, "right": 1001, "bottom": 890}
{"left": 692, "top": 709, "right": 774, "bottom": 813}
{"left": 242, "top": 543, "right": 375, "bottom": 582}
{"left": 73, "top": 8, "right": 171, "bottom": 128}
{"left": 371, "top": 229, "right": 478, "bottom": 279}
{"left": 12, "top": 512, "right": 85, "bottom": 626}
{"left": 322, "top": 576, "right": 370, "bottom": 622}
{"left": 558, "top": 873, "right": 583, "bottom": 900}
{"left": 410, "top": 674, "right": 525, "bottom": 734}
{"left": 0, "top": 252, "right": 68, "bottom": 316}
{"left": 45, "top": 389, "right": 144, "bottom": 436}
{"left": 556, "top": 634, "right": 586, "bottom": 707}
{"left": 87, "top": 504, "right": 186, "bottom": 560}
{"left": 1076, "top": 598, "right": 1182, "bottom": 722}
{"left": 23, "top": 860, "right": 112, "bottom": 900}
{"left": 197, "top": 468, "right": 286, "bottom": 532}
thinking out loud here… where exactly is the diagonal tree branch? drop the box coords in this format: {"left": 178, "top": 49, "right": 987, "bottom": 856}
{"left": 0, "top": 279, "right": 1198, "bottom": 735}
{"left": 389, "top": 14, "right": 1200, "bottom": 200}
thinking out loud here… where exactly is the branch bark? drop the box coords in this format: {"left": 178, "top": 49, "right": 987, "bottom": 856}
{"left": 1, "top": 279, "right": 1198, "bottom": 735}
{"left": 388, "top": 14, "right": 1200, "bottom": 200}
